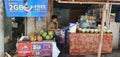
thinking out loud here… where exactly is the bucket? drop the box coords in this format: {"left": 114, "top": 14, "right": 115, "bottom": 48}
{"left": 69, "top": 23, "right": 77, "bottom": 33}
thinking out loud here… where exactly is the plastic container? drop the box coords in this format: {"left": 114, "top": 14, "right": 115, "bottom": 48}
{"left": 69, "top": 23, "right": 77, "bottom": 33}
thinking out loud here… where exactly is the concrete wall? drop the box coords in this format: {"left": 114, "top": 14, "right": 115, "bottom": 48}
{"left": 4, "top": 17, "right": 12, "bottom": 44}
{"left": 26, "top": 18, "right": 35, "bottom": 35}
{"left": 54, "top": 8, "right": 70, "bottom": 28}
{"left": 110, "top": 22, "right": 120, "bottom": 49}
{"left": 26, "top": 17, "right": 47, "bottom": 35}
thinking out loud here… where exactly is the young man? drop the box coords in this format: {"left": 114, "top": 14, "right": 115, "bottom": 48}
{"left": 48, "top": 15, "right": 65, "bottom": 53}
{"left": 48, "top": 15, "right": 59, "bottom": 32}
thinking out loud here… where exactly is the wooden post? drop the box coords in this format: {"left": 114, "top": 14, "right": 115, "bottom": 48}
{"left": 0, "top": 0, "right": 4, "bottom": 56}
{"left": 47, "top": 0, "right": 54, "bottom": 28}
{"left": 49, "top": 0, "right": 54, "bottom": 17}
{"left": 25, "top": 17, "right": 27, "bottom": 35}
{"left": 97, "top": 3, "right": 109, "bottom": 57}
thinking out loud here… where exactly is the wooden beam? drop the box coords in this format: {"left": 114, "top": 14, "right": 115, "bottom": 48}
{"left": 72, "top": 0, "right": 74, "bottom": 2}
{"left": 57, "top": 1, "right": 120, "bottom": 5}
{"left": 58, "top": 1, "right": 106, "bottom": 4}
{"left": 97, "top": 3, "right": 109, "bottom": 57}
{"left": 110, "top": 3, "right": 120, "bottom": 5}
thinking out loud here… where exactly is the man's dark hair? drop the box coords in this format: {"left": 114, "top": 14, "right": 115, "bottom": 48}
{"left": 52, "top": 15, "right": 57, "bottom": 19}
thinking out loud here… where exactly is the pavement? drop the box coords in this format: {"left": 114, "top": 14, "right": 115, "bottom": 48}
{"left": 11, "top": 45, "right": 120, "bottom": 57}
{"left": 58, "top": 47, "right": 120, "bottom": 57}
{"left": 6, "top": 40, "right": 120, "bottom": 57}
{"left": 12, "top": 49, "right": 120, "bottom": 57}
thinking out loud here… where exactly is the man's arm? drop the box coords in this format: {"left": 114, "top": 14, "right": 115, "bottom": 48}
{"left": 56, "top": 21, "right": 59, "bottom": 29}
{"left": 47, "top": 23, "right": 56, "bottom": 32}
{"left": 47, "top": 28, "right": 56, "bottom": 32}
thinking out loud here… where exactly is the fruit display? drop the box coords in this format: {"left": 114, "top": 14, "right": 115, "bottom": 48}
{"left": 28, "top": 28, "right": 55, "bottom": 41}
{"left": 79, "top": 28, "right": 112, "bottom": 33}
{"left": 40, "top": 29, "right": 55, "bottom": 40}
{"left": 29, "top": 33, "right": 43, "bottom": 42}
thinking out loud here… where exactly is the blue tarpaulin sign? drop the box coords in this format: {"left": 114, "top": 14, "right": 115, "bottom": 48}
{"left": 4, "top": 0, "right": 48, "bottom": 17}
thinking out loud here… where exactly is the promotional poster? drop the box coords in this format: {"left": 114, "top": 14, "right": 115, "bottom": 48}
{"left": 4, "top": 0, "right": 48, "bottom": 17}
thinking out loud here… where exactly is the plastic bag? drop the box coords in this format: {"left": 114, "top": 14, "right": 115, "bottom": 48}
{"left": 55, "top": 29, "right": 65, "bottom": 43}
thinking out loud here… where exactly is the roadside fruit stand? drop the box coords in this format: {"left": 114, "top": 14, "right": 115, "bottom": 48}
{"left": 17, "top": 28, "right": 66, "bottom": 57}
{"left": 4, "top": 0, "right": 61, "bottom": 57}
{"left": 17, "top": 29, "right": 56, "bottom": 57}
{"left": 4, "top": 0, "right": 120, "bottom": 57}
{"left": 56, "top": 0, "right": 117, "bottom": 57}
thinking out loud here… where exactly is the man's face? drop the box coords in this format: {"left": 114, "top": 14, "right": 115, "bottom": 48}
{"left": 52, "top": 18, "right": 57, "bottom": 23}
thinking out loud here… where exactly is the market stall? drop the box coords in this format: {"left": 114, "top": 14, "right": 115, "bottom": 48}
{"left": 68, "top": 4, "right": 113, "bottom": 55}
{"left": 4, "top": 0, "right": 120, "bottom": 57}
{"left": 56, "top": 0, "right": 115, "bottom": 57}
{"left": 4, "top": 0, "right": 61, "bottom": 57}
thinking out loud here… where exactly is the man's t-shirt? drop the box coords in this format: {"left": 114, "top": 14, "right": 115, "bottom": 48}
{"left": 48, "top": 22, "right": 56, "bottom": 29}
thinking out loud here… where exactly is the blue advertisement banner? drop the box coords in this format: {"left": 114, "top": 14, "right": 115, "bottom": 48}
{"left": 4, "top": 0, "right": 48, "bottom": 17}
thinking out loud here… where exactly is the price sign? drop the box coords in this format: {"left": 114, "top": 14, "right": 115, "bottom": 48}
{"left": 18, "top": 42, "right": 33, "bottom": 56}
{"left": 4, "top": 0, "right": 48, "bottom": 17}
{"left": 31, "top": 42, "right": 52, "bottom": 56}
{"left": 18, "top": 42, "right": 52, "bottom": 56}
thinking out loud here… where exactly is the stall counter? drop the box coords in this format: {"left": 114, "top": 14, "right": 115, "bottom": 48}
{"left": 17, "top": 36, "right": 60, "bottom": 57}
{"left": 69, "top": 33, "right": 113, "bottom": 55}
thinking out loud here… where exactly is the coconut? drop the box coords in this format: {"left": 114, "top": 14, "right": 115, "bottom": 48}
{"left": 45, "top": 35, "right": 51, "bottom": 40}
{"left": 29, "top": 33, "right": 38, "bottom": 41}
{"left": 90, "top": 29, "right": 94, "bottom": 33}
{"left": 42, "top": 32, "right": 47, "bottom": 38}
{"left": 86, "top": 29, "right": 90, "bottom": 33}
{"left": 37, "top": 35, "right": 43, "bottom": 41}
{"left": 48, "top": 31, "right": 54, "bottom": 36}
{"left": 81, "top": 29, "right": 86, "bottom": 33}
{"left": 40, "top": 29, "right": 44, "bottom": 35}
{"left": 95, "top": 29, "right": 99, "bottom": 33}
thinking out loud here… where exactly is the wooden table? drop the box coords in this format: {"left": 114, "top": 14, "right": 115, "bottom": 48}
{"left": 69, "top": 33, "right": 113, "bottom": 55}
